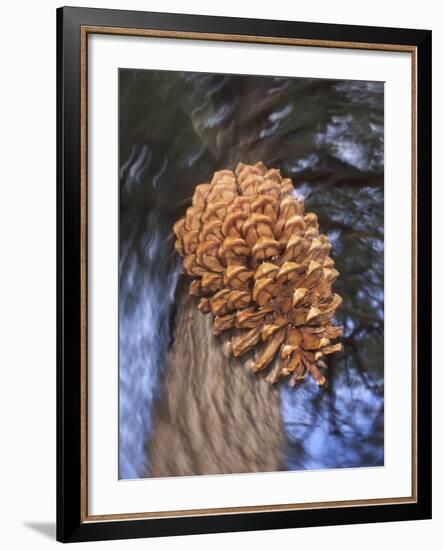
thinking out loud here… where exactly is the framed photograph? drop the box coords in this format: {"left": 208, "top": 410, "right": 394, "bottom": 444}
{"left": 57, "top": 6, "right": 432, "bottom": 543}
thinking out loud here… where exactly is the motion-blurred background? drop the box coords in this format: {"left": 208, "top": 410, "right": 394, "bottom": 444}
{"left": 118, "top": 69, "right": 384, "bottom": 479}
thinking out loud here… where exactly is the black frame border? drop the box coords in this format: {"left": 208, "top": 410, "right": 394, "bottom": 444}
{"left": 57, "top": 6, "right": 432, "bottom": 543}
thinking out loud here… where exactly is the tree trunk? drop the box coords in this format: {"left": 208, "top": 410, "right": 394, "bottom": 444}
{"left": 147, "top": 284, "right": 286, "bottom": 477}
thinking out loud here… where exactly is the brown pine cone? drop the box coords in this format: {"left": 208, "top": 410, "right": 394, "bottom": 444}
{"left": 173, "top": 162, "right": 343, "bottom": 387}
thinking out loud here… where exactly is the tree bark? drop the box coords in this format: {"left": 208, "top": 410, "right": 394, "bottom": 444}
{"left": 147, "top": 284, "right": 286, "bottom": 477}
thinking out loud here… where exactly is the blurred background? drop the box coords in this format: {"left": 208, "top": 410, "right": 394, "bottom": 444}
{"left": 118, "top": 69, "right": 384, "bottom": 479}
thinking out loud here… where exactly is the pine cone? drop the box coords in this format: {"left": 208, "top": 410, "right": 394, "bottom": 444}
{"left": 173, "top": 162, "right": 343, "bottom": 387}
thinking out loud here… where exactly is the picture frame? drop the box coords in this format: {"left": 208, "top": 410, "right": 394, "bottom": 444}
{"left": 56, "top": 5, "right": 432, "bottom": 543}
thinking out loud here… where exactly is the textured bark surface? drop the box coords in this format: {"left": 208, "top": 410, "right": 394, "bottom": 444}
{"left": 147, "top": 285, "right": 285, "bottom": 477}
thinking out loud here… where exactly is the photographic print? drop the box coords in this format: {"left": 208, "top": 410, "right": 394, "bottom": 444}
{"left": 118, "top": 69, "right": 384, "bottom": 480}
{"left": 57, "top": 9, "right": 431, "bottom": 541}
